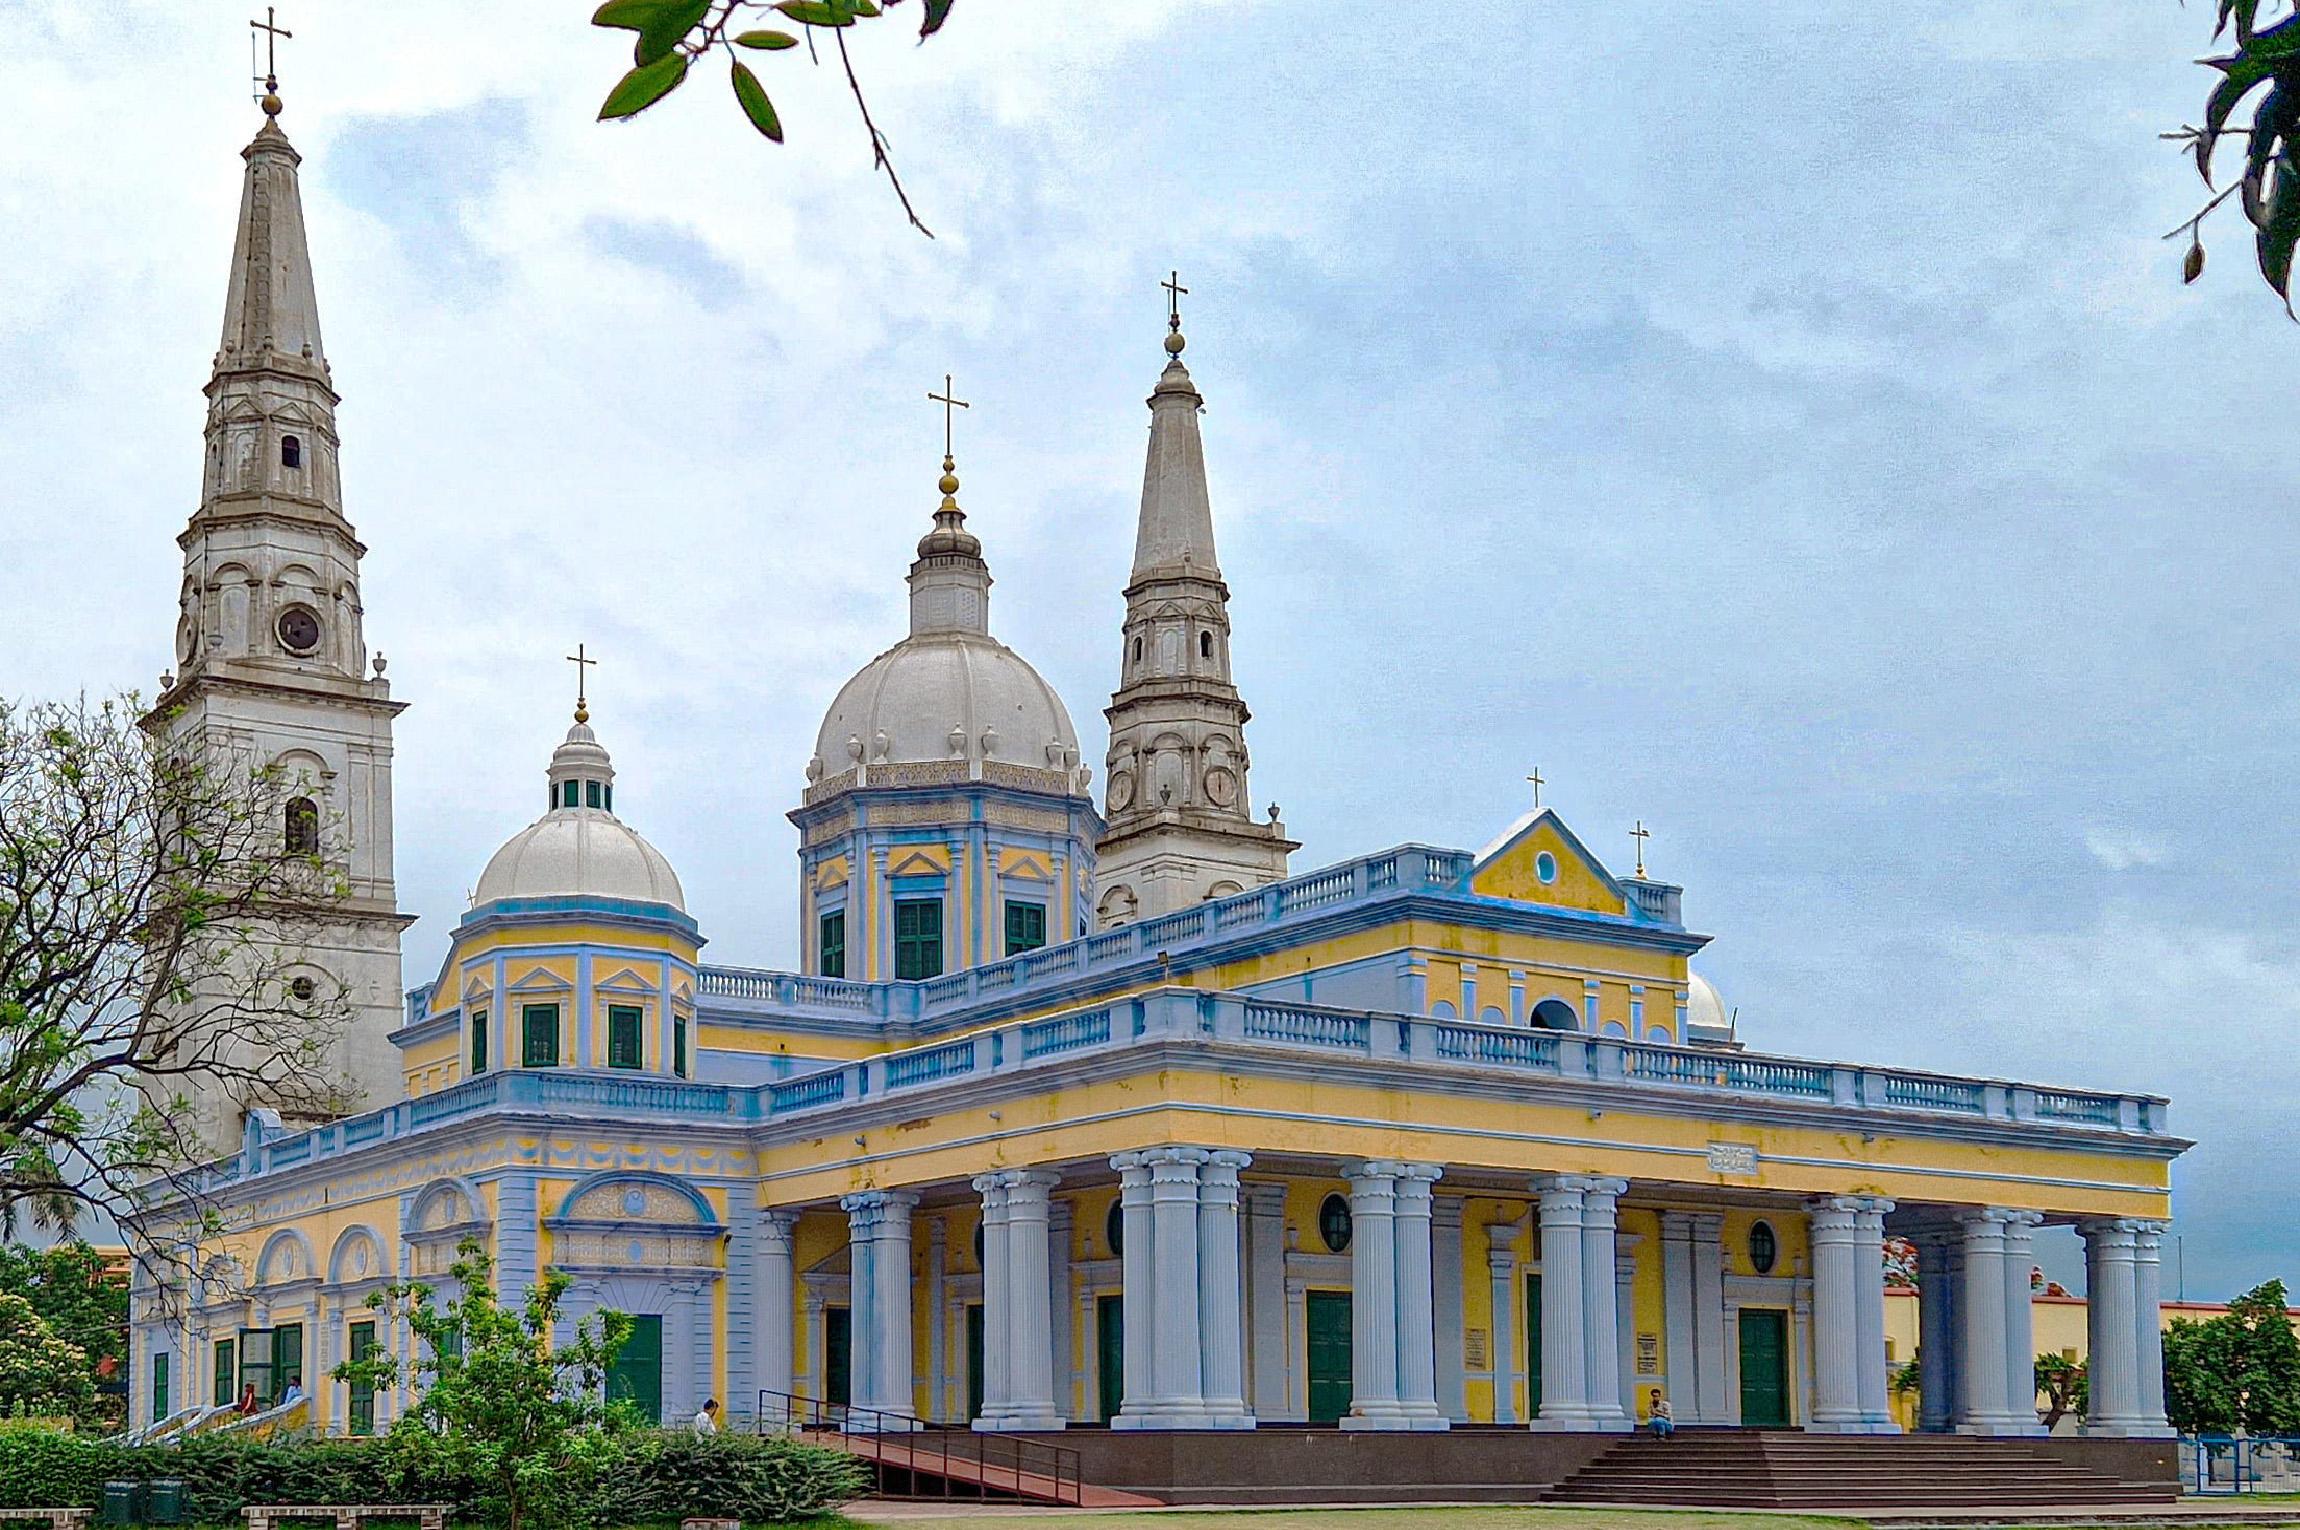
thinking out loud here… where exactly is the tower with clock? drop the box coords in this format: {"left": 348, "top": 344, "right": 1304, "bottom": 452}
{"left": 144, "top": 79, "right": 410, "bottom": 1155}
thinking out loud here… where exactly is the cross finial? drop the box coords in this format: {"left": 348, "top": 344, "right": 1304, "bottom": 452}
{"left": 1526, "top": 767, "right": 1545, "bottom": 810}
{"left": 1630, "top": 819, "right": 1651, "bottom": 879}
{"left": 927, "top": 372, "right": 969, "bottom": 459}
{"left": 566, "top": 643, "right": 598, "bottom": 724}
{"left": 1162, "top": 270, "right": 1189, "bottom": 355}
{"left": 250, "top": 7, "right": 292, "bottom": 114}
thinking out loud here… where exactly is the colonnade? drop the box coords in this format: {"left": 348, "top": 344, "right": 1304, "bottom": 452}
{"left": 743, "top": 1168, "right": 2170, "bottom": 1438}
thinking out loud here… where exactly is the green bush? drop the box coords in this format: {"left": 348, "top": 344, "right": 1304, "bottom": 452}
{"left": 0, "top": 1427, "right": 862, "bottom": 1527}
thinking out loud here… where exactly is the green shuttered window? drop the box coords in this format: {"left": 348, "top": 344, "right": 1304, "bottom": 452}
{"left": 522, "top": 1003, "right": 559, "bottom": 1067}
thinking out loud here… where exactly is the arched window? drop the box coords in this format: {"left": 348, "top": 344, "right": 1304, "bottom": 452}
{"left": 1530, "top": 998, "right": 1580, "bottom": 1031}
{"left": 283, "top": 796, "right": 319, "bottom": 856}
{"left": 1131, "top": 636, "right": 1142, "bottom": 664}
{"left": 280, "top": 435, "right": 302, "bottom": 469}
{"left": 1199, "top": 630, "right": 1213, "bottom": 660}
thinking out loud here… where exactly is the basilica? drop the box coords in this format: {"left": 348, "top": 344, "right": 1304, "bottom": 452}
{"left": 128, "top": 93, "right": 2187, "bottom": 1465}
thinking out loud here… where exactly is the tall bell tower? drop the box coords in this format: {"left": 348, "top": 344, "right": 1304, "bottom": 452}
{"left": 146, "top": 74, "right": 409, "bottom": 1152}
{"left": 1094, "top": 281, "right": 1295, "bottom": 925}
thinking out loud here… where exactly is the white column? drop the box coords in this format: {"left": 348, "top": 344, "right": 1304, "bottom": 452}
{"left": 2000, "top": 1210, "right": 2045, "bottom": 1436}
{"left": 2080, "top": 1218, "right": 2142, "bottom": 1435}
{"left": 1690, "top": 1212, "right": 1729, "bottom": 1424}
{"left": 1808, "top": 1197, "right": 1863, "bottom": 1431}
{"left": 876, "top": 1191, "right": 918, "bottom": 1423}
{"left": 2130, "top": 1220, "right": 2172, "bottom": 1436}
{"left": 1914, "top": 1229, "right": 1958, "bottom": 1433}
{"left": 757, "top": 1210, "right": 797, "bottom": 1417}
{"left": 1047, "top": 1198, "right": 1074, "bottom": 1423}
{"left": 1530, "top": 1175, "right": 1592, "bottom": 1430}
{"left": 996, "top": 1169, "right": 1063, "bottom": 1430}
{"left": 972, "top": 1173, "right": 1011, "bottom": 1425}
{"left": 1579, "top": 1176, "right": 1630, "bottom": 1430}
{"left": 1110, "top": 1153, "right": 1158, "bottom": 1428}
{"left": 1393, "top": 1163, "right": 1448, "bottom": 1430}
{"left": 1433, "top": 1193, "right": 1467, "bottom": 1424}
{"left": 1341, "top": 1159, "right": 1405, "bottom": 1428}
{"left": 840, "top": 1194, "right": 878, "bottom": 1414}
{"left": 1616, "top": 1239, "right": 1641, "bottom": 1422}
{"left": 927, "top": 1220, "right": 948, "bottom": 1422}
{"left": 1487, "top": 1222, "right": 1520, "bottom": 1425}
{"left": 1150, "top": 1148, "right": 1207, "bottom": 1417}
{"left": 1197, "top": 1150, "right": 1254, "bottom": 1427}
{"left": 1854, "top": 1198, "right": 1896, "bottom": 1431}
{"left": 1660, "top": 1213, "right": 1699, "bottom": 1423}
{"left": 1954, "top": 1208, "right": 2022, "bottom": 1434}
{"left": 1245, "top": 1182, "right": 1289, "bottom": 1421}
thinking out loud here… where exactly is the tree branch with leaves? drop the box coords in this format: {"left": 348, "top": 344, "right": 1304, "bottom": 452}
{"left": 592, "top": 0, "right": 954, "bottom": 236}
{"left": 2171, "top": 1, "right": 2300, "bottom": 311}
{"left": 0, "top": 694, "right": 355, "bottom": 1251}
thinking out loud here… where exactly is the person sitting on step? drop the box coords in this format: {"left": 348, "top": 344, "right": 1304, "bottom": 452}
{"left": 1648, "top": 1388, "right": 1674, "bottom": 1439}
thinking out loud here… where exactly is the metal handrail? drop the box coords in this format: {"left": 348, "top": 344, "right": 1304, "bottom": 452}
{"left": 755, "top": 1389, "right": 1081, "bottom": 1507}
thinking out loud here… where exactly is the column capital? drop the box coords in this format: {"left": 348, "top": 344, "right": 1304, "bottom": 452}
{"left": 1207, "top": 1148, "right": 1254, "bottom": 1172}
{"left": 2077, "top": 1217, "right": 2146, "bottom": 1252}
{"left": 1141, "top": 1145, "right": 1212, "bottom": 1171}
{"left": 1001, "top": 1166, "right": 1063, "bottom": 1197}
{"left": 1394, "top": 1162, "right": 1445, "bottom": 1185}
{"left": 757, "top": 1208, "right": 797, "bottom": 1246}
{"left": 1344, "top": 1158, "right": 1408, "bottom": 1183}
{"left": 972, "top": 1172, "right": 1009, "bottom": 1202}
{"left": 1487, "top": 1220, "right": 1522, "bottom": 1256}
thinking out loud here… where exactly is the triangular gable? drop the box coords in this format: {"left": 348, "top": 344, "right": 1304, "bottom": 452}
{"left": 462, "top": 971, "right": 492, "bottom": 1000}
{"left": 1471, "top": 807, "right": 1629, "bottom": 917}
{"left": 889, "top": 849, "right": 945, "bottom": 877}
{"left": 814, "top": 855, "right": 850, "bottom": 892}
{"left": 507, "top": 963, "right": 573, "bottom": 993}
{"left": 1001, "top": 851, "right": 1051, "bottom": 881}
{"left": 595, "top": 965, "right": 656, "bottom": 994}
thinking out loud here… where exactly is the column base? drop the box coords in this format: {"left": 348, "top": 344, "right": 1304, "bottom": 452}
{"left": 974, "top": 1412, "right": 1066, "bottom": 1432}
{"left": 1111, "top": 1405, "right": 1256, "bottom": 1430}
{"left": 1341, "top": 1408, "right": 1450, "bottom": 1432}
{"left": 1530, "top": 1410, "right": 1632, "bottom": 1433}
{"left": 1809, "top": 1418, "right": 1903, "bottom": 1435}
{"left": 2082, "top": 1420, "right": 2177, "bottom": 1439}
{"left": 1957, "top": 1418, "right": 2047, "bottom": 1437}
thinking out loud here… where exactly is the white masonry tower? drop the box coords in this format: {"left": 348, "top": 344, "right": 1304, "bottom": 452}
{"left": 1094, "top": 282, "right": 1296, "bottom": 926}
{"left": 145, "top": 79, "right": 409, "bottom": 1153}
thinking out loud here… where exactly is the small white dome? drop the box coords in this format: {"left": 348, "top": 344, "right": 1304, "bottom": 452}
{"left": 473, "top": 714, "right": 685, "bottom": 911}
{"left": 1686, "top": 972, "right": 1730, "bottom": 1032}
{"left": 813, "top": 631, "right": 1082, "bottom": 780}
{"left": 474, "top": 809, "right": 684, "bottom": 910}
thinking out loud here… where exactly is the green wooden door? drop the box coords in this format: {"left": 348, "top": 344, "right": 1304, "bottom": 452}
{"left": 1096, "top": 1295, "right": 1124, "bottom": 1421}
{"left": 347, "top": 1322, "right": 377, "bottom": 1435}
{"left": 1738, "top": 1308, "right": 1790, "bottom": 1427}
{"left": 824, "top": 1306, "right": 852, "bottom": 1407}
{"left": 1306, "top": 1290, "right": 1353, "bottom": 1424}
{"left": 608, "top": 1314, "right": 664, "bottom": 1424}
{"left": 1525, "top": 1272, "right": 1543, "bottom": 1416}
{"left": 965, "top": 1304, "right": 985, "bottom": 1421}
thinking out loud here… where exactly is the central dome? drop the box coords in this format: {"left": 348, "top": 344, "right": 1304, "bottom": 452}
{"left": 474, "top": 717, "right": 685, "bottom": 910}
{"left": 805, "top": 453, "right": 1084, "bottom": 790}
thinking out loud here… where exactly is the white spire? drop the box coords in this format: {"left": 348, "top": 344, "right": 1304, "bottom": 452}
{"left": 1132, "top": 351, "right": 1222, "bottom": 582}
{"left": 217, "top": 113, "right": 329, "bottom": 385}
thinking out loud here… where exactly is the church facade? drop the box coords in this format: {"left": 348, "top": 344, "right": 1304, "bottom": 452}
{"left": 129, "top": 102, "right": 2186, "bottom": 1448}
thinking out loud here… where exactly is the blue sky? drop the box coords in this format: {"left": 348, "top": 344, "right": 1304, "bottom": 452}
{"left": 1, "top": 1, "right": 2291, "bottom": 1298}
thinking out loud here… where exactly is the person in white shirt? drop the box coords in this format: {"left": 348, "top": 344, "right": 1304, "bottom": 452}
{"left": 280, "top": 1376, "right": 307, "bottom": 1408}
{"left": 693, "top": 1397, "right": 720, "bottom": 1435}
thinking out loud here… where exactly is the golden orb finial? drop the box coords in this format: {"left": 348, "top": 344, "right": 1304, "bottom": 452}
{"left": 939, "top": 453, "right": 960, "bottom": 499}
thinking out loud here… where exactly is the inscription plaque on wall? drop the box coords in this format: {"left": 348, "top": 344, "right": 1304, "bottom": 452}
{"left": 1637, "top": 1333, "right": 1660, "bottom": 1374}
{"left": 1706, "top": 1141, "right": 1760, "bottom": 1176}
{"left": 1464, "top": 1328, "right": 1489, "bottom": 1369}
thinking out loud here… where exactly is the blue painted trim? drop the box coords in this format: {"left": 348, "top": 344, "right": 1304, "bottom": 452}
{"left": 454, "top": 895, "right": 701, "bottom": 939}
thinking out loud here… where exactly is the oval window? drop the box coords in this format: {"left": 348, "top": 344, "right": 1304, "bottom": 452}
{"left": 1749, "top": 1220, "right": 1778, "bottom": 1275}
{"left": 1105, "top": 1198, "right": 1124, "bottom": 1257}
{"left": 1535, "top": 851, "right": 1559, "bottom": 884}
{"left": 1318, "top": 1192, "right": 1353, "bottom": 1253}
{"left": 972, "top": 1220, "right": 985, "bottom": 1265}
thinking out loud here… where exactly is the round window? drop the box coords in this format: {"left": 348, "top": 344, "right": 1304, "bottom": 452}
{"left": 1105, "top": 1199, "right": 1124, "bottom": 1257}
{"left": 972, "top": 1220, "right": 985, "bottom": 1265}
{"left": 275, "top": 605, "right": 321, "bottom": 654}
{"left": 1749, "top": 1220, "right": 1778, "bottom": 1275}
{"left": 1318, "top": 1192, "right": 1353, "bottom": 1253}
{"left": 289, "top": 975, "right": 316, "bottom": 1002}
{"left": 1535, "top": 851, "right": 1559, "bottom": 884}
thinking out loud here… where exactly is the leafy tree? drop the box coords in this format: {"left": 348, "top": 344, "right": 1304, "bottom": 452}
{"left": 0, "top": 1243, "right": 124, "bottom": 1429}
{"left": 0, "top": 695, "right": 351, "bottom": 1240}
{"left": 2163, "top": 1279, "right": 2300, "bottom": 1434}
{"left": 2036, "top": 1352, "right": 2087, "bottom": 1430}
{"left": 334, "top": 1241, "right": 632, "bottom": 1530}
{"left": 591, "top": 0, "right": 956, "bottom": 234}
{"left": 2175, "top": 2, "right": 2300, "bottom": 311}
{"left": 0, "top": 1291, "right": 93, "bottom": 1421}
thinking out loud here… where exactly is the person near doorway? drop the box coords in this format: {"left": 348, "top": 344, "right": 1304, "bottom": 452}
{"left": 235, "top": 1382, "right": 260, "bottom": 1416}
{"left": 280, "top": 1375, "right": 307, "bottom": 1408}
{"left": 1648, "top": 1389, "right": 1674, "bottom": 1439}
{"left": 693, "top": 1398, "right": 720, "bottom": 1435}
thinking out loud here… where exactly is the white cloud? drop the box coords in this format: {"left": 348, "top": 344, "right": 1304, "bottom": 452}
{"left": 2086, "top": 828, "right": 2170, "bottom": 871}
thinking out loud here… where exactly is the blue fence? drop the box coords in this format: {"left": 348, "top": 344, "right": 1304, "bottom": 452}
{"left": 2183, "top": 1435, "right": 2300, "bottom": 1494}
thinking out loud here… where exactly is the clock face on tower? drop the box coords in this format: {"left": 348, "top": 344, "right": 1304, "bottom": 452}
{"left": 276, "top": 606, "right": 322, "bottom": 655}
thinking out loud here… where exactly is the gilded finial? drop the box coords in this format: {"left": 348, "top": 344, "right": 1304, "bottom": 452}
{"left": 566, "top": 643, "right": 597, "bottom": 725}
{"left": 938, "top": 453, "right": 960, "bottom": 506}
{"left": 1162, "top": 269, "right": 1189, "bottom": 355}
{"left": 250, "top": 8, "right": 292, "bottom": 118}
{"left": 927, "top": 374, "right": 970, "bottom": 515}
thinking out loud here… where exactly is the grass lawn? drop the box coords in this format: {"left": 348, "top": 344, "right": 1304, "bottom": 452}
{"left": 839, "top": 1510, "right": 1865, "bottom": 1529}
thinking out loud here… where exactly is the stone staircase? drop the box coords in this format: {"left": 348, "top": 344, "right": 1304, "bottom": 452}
{"left": 1548, "top": 1432, "right": 2184, "bottom": 1509}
